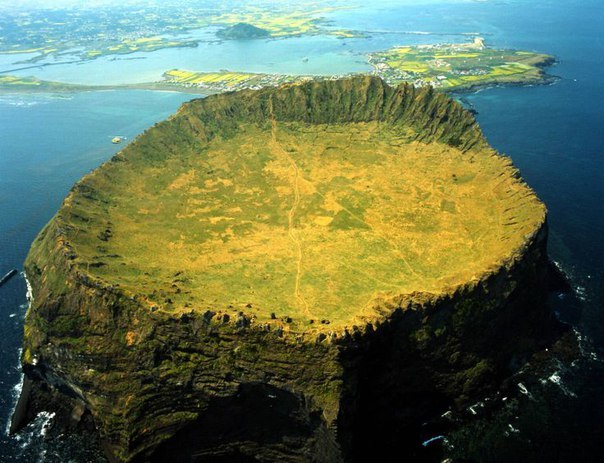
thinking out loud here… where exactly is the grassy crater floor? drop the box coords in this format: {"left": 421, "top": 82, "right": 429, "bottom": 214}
{"left": 43, "top": 80, "right": 545, "bottom": 333}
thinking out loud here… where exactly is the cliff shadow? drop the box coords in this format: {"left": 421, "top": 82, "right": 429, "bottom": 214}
{"left": 146, "top": 382, "right": 338, "bottom": 463}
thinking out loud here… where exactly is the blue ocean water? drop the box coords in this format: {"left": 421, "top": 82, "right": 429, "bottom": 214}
{"left": 463, "top": 0, "right": 604, "bottom": 341}
{"left": 0, "top": 0, "right": 603, "bottom": 461}
{"left": 0, "top": 90, "right": 194, "bottom": 461}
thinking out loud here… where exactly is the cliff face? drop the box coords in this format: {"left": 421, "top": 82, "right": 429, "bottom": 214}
{"left": 14, "top": 77, "right": 563, "bottom": 462}
{"left": 177, "top": 75, "right": 485, "bottom": 151}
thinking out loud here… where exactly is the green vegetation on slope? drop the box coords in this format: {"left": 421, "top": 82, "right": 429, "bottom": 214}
{"left": 369, "top": 38, "right": 555, "bottom": 91}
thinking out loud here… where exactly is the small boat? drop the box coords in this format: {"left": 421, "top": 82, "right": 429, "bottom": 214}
{"left": 0, "top": 269, "right": 18, "bottom": 288}
{"left": 112, "top": 136, "right": 124, "bottom": 144}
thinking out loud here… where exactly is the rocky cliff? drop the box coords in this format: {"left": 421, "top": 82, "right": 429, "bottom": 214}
{"left": 13, "top": 77, "right": 564, "bottom": 462}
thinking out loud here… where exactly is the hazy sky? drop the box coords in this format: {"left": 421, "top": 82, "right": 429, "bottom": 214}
{"left": 0, "top": 0, "right": 465, "bottom": 11}
{"left": 0, "top": 0, "right": 171, "bottom": 9}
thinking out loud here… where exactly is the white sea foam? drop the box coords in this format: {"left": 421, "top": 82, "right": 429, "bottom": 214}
{"left": 575, "top": 285, "right": 587, "bottom": 301}
{"left": 508, "top": 423, "right": 520, "bottom": 434}
{"left": 23, "top": 271, "right": 33, "bottom": 304}
{"left": 573, "top": 328, "right": 599, "bottom": 361}
{"left": 4, "top": 368, "right": 24, "bottom": 436}
{"left": 39, "top": 412, "right": 55, "bottom": 439}
{"left": 5, "top": 275, "right": 33, "bottom": 439}
{"left": 468, "top": 401, "right": 485, "bottom": 415}
{"left": 548, "top": 372, "right": 577, "bottom": 397}
{"left": 11, "top": 410, "right": 56, "bottom": 463}
{"left": 441, "top": 410, "right": 453, "bottom": 420}
{"left": 0, "top": 94, "right": 74, "bottom": 109}
{"left": 0, "top": 96, "right": 45, "bottom": 108}
{"left": 517, "top": 382, "right": 531, "bottom": 397}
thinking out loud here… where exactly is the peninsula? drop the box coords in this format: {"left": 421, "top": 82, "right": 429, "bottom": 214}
{"left": 0, "top": 38, "right": 554, "bottom": 96}
{"left": 368, "top": 37, "right": 555, "bottom": 90}
{"left": 13, "top": 77, "right": 563, "bottom": 462}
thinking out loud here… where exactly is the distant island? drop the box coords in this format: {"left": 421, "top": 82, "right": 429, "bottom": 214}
{"left": 216, "top": 22, "right": 270, "bottom": 40}
{"left": 13, "top": 76, "right": 564, "bottom": 462}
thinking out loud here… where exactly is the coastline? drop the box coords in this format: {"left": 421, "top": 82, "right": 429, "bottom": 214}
{"left": 8, "top": 272, "right": 32, "bottom": 435}
{"left": 0, "top": 40, "right": 558, "bottom": 97}
{"left": 0, "top": 71, "right": 557, "bottom": 98}
{"left": 0, "top": 82, "right": 212, "bottom": 96}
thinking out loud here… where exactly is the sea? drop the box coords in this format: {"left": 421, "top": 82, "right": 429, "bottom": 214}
{"left": 0, "top": 0, "right": 603, "bottom": 461}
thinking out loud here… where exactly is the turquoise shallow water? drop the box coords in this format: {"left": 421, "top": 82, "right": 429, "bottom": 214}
{"left": 1, "top": 0, "right": 603, "bottom": 461}
{"left": 6, "top": 33, "right": 372, "bottom": 85}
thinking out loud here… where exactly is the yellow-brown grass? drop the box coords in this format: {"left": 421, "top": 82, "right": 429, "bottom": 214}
{"left": 60, "top": 117, "right": 544, "bottom": 333}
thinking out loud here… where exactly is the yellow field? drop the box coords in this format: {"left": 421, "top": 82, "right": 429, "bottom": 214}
{"left": 392, "top": 46, "right": 413, "bottom": 54}
{"left": 387, "top": 61, "right": 431, "bottom": 73}
{"left": 0, "top": 47, "right": 47, "bottom": 54}
{"left": 331, "top": 30, "right": 358, "bottom": 38}
{"left": 132, "top": 37, "right": 162, "bottom": 44}
{"left": 0, "top": 76, "right": 41, "bottom": 86}
{"left": 163, "top": 69, "right": 258, "bottom": 87}
{"left": 60, "top": 117, "right": 544, "bottom": 333}
{"left": 212, "top": 6, "right": 348, "bottom": 38}
{"left": 369, "top": 39, "right": 553, "bottom": 90}
{"left": 434, "top": 53, "right": 480, "bottom": 59}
